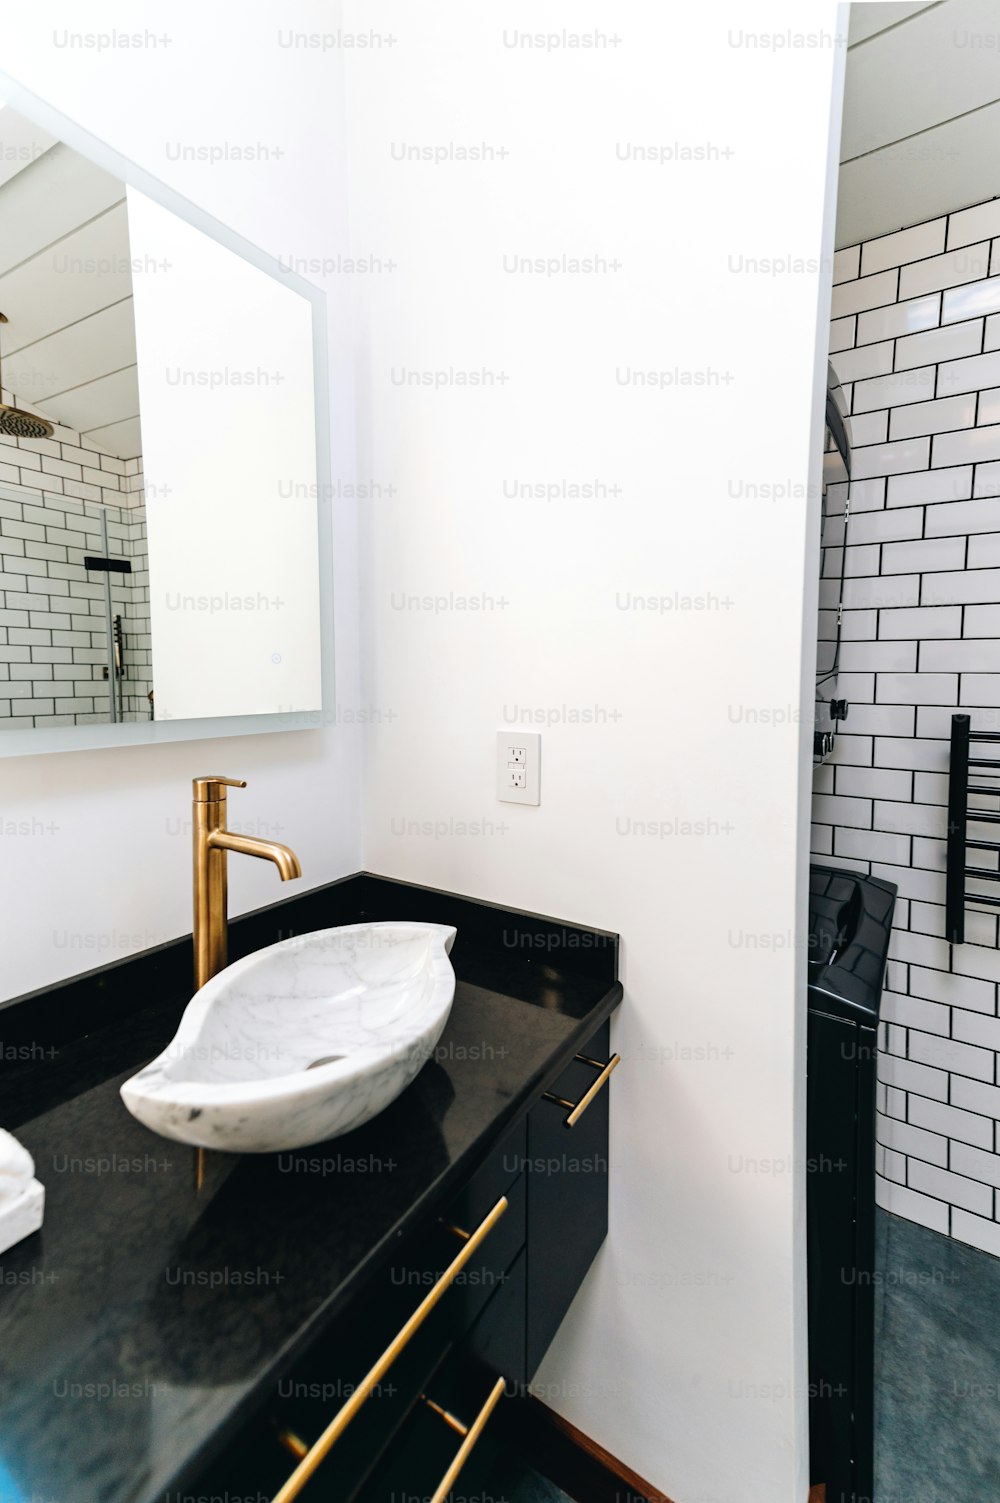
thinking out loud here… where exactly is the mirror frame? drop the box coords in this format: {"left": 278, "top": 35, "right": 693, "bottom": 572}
{"left": 0, "top": 71, "right": 334, "bottom": 757}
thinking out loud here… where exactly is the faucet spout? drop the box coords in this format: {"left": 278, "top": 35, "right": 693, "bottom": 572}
{"left": 192, "top": 776, "right": 302, "bottom": 990}
{"left": 207, "top": 830, "right": 302, "bottom": 881}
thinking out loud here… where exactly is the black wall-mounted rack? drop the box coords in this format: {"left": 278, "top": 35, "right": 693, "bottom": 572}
{"left": 946, "top": 713, "right": 1000, "bottom": 944}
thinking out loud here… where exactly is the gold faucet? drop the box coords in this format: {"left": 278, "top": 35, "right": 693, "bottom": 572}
{"left": 192, "top": 776, "right": 302, "bottom": 990}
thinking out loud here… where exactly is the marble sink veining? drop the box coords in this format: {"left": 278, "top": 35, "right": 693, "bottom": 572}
{"left": 120, "top": 922, "right": 457, "bottom": 1151}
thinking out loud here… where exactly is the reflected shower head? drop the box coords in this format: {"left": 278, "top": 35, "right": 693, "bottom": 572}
{"left": 0, "top": 405, "right": 54, "bottom": 440}
{"left": 0, "top": 312, "right": 54, "bottom": 439}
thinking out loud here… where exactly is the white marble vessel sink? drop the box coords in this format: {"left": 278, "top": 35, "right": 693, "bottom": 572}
{"left": 120, "top": 922, "right": 457, "bottom": 1152}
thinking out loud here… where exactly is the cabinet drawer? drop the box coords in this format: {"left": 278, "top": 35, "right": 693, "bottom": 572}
{"left": 193, "top": 1142, "right": 526, "bottom": 1502}
{"left": 525, "top": 1020, "right": 615, "bottom": 1377}
{"left": 382, "top": 1167, "right": 526, "bottom": 1360}
{"left": 354, "top": 1251, "right": 526, "bottom": 1503}
{"left": 267, "top": 1176, "right": 524, "bottom": 1501}
{"left": 443, "top": 1116, "right": 525, "bottom": 1233}
{"left": 465, "top": 1244, "right": 527, "bottom": 1390}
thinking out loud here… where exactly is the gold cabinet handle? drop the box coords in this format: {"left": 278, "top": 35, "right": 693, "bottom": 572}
{"left": 274, "top": 1427, "right": 309, "bottom": 1460}
{"left": 271, "top": 1195, "right": 508, "bottom": 1503}
{"left": 543, "top": 1053, "right": 620, "bottom": 1128}
{"left": 427, "top": 1376, "right": 505, "bottom": 1503}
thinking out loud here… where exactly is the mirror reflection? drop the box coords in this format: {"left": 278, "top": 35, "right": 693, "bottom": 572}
{"left": 0, "top": 111, "right": 149, "bottom": 725}
{"left": 0, "top": 103, "right": 323, "bottom": 735}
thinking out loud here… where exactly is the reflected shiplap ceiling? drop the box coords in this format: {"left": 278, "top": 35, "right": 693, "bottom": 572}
{"left": 839, "top": 0, "right": 1000, "bottom": 248}
{"left": 0, "top": 105, "right": 141, "bottom": 459}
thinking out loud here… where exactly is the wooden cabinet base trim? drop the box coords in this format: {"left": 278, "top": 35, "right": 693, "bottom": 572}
{"left": 511, "top": 1395, "right": 675, "bottom": 1503}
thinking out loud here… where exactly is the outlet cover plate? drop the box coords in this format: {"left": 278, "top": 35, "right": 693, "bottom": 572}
{"left": 497, "top": 730, "right": 540, "bottom": 806}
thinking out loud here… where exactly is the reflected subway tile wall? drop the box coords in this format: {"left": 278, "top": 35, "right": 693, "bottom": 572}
{"left": 0, "top": 422, "right": 150, "bottom": 725}
{"left": 815, "top": 196, "right": 1000, "bottom": 1257}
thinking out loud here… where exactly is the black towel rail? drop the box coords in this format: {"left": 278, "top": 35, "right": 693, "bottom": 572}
{"left": 947, "top": 713, "right": 1000, "bottom": 944}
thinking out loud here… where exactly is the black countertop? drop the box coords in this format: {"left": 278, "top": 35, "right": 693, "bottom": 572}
{"left": 0, "top": 875, "right": 621, "bottom": 1503}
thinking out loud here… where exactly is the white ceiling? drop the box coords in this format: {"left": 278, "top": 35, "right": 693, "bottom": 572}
{"left": 838, "top": 0, "right": 1000, "bottom": 247}
{"left": 0, "top": 106, "right": 142, "bottom": 458}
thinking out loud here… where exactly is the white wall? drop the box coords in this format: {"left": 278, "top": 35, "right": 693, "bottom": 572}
{"left": 0, "top": 0, "right": 362, "bottom": 1000}
{"left": 344, "top": 3, "right": 842, "bottom": 1498}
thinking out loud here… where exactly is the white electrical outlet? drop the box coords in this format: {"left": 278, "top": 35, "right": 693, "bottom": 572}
{"left": 497, "top": 731, "right": 540, "bottom": 805}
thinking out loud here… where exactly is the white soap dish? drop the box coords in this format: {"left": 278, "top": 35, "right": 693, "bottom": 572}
{"left": 0, "top": 1178, "right": 44, "bottom": 1255}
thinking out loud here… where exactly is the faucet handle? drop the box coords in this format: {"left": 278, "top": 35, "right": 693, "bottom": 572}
{"left": 193, "top": 775, "right": 248, "bottom": 803}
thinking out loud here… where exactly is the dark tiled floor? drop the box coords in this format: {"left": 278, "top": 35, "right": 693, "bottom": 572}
{"left": 510, "top": 1466, "right": 575, "bottom": 1502}
{"left": 876, "top": 1208, "right": 1000, "bottom": 1502}
{"left": 488, "top": 1459, "right": 575, "bottom": 1502}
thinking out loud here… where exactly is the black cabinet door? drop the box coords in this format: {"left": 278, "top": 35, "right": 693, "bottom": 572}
{"left": 807, "top": 1006, "right": 876, "bottom": 1503}
{"left": 525, "top": 1020, "right": 613, "bottom": 1378}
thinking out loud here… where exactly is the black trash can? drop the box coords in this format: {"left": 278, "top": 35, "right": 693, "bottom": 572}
{"left": 807, "top": 863, "right": 896, "bottom": 1503}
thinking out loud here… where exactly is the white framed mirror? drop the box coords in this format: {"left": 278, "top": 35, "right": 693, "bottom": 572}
{"left": 0, "top": 74, "right": 332, "bottom": 756}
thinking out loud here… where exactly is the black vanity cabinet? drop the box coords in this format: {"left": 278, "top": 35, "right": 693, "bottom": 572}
{"left": 0, "top": 874, "right": 623, "bottom": 1503}
{"left": 188, "top": 1017, "right": 617, "bottom": 1503}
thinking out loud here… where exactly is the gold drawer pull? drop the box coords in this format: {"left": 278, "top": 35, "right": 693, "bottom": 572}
{"left": 274, "top": 1427, "right": 309, "bottom": 1460}
{"left": 438, "top": 1218, "right": 472, "bottom": 1242}
{"left": 543, "top": 1053, "right": 620, "bottom": 1128}
{"left": 421, "top": 1393, "right": 470, "bottom": 1436}
{"left": 270, "top": 1195, "right": 508, "bottom": 1503}
{"left": 426, "top": 1376, "right": 505, "bottom": 1503}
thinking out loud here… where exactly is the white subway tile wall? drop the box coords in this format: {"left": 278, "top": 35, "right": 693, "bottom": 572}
{"left": 0, "top": 425, "right": 150, "bottom": 725}
{"left": 818, "top": 195, "right": 1000, "bottom": 1257}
